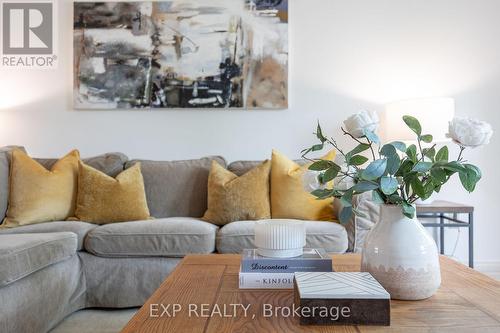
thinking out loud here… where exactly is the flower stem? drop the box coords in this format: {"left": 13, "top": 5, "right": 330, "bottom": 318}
{"left": 417, "top": 137, "right": 424, "bottom": 160}
{"left": 457, "top": 146, "right": 465, "bottom": 161}
{"left": 341, "top": 127, "right": 364, "bottom": 145}
{"left": 366, "top": 138, "right": 377, "bottom": 160}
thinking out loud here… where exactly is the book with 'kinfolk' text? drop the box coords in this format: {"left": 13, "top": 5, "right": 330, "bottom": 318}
{"left": 239, "top": 271, "right": 295, "bottom": 289}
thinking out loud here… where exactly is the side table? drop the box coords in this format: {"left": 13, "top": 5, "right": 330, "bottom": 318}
{"left": 417, "top": 200, "right": 474, "bottom": 268}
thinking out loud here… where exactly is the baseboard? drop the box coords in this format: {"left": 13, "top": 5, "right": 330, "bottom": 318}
{"left": 475, "top": 261, "right": 500, "bottom": 280}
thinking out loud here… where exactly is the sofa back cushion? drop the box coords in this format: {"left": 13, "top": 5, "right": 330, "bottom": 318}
{"left": 0, "top": 146, "right": 26, "bottom": 222}
{"left": 36, "top": 152, "right": 128, "bottom": 177}
{"left": 228, "top": 159, "right": 307, "bottom": 176}
{"left": 125, "top": 156, "right": 226, "bottom": 218}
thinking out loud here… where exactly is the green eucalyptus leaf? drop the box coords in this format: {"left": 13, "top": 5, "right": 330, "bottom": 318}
{"left": 353, "top": 181, "right": 379, "bottom": 192}
{"left": 411, "top": 177, "right": 425, "bottom": 197}
{"left": 430, "top": 168, "right": 447, "bottom": 184}
{"left": 459, "top": 171, "right": 475, "bottom": 192}
{"left": 309, "top": 160, "right": 333, "bottom": 171}
{"left": 363, "top": 129, "right": 380, "bottom": 144}
{"left": 322, "top": 166, "right": 339, "bottom": 182}
{"left": 420, "top": 134, "right": 433, "bottom": 143}
{"left": 396, "top": 160, "right": 414, "bottom": 176}
{"left": 402, "top": 202, "right": 416, "bottom": 219}
{"left": 340, "top": 189, "right": 353, "bottom": 207}
{"left": 423, "top": 181, "right": 435, "bottom": 199}
{"left": 380, "top": 144, "right": 397, "bottom": 157}
{"left": 405, "top": 182, "right": 411, "bottom": 198}
{"left": 423, "top": 147, "right": 436, "bottom": 161}
{"left": 311, "top": 144, "right": 324, "bottom": 152}
{"left": 339, "top": 206, "right": 353, "bottom": 225}
{"left": 412, "top": 161, "right": 433, "bottom": 173}
{"left": 349, "top": 155, "right": 369, "bottom": 166}
{"left": 406, "top": 144, "right": 417, "bottom": 162}
{"left": 348, "top": 143, "right": 371, "bottom": 156}
{"left": 311, "top": 189, "right": 333, "bottom": 199}
{"left": 459, "top": 164, "right": 482, "bottom": 192}
{"left": 388, "top": 194, "right": 404, "bottom": 204}
{"left": 362, "top": 159, "right": 388, "bottom": 180}
{"left": 386, "top": 153, "right": 401, "bottom": 175}
{"left": 372, "top": 190, "right": 385, "bottom": 204}
{"left": 443, "top": 161, "right": 465, "bottom": 173}
{"left": 316, "top": 122, "right": 327, "bottom": 143}
{"left": 380, "top": 176, "right": 399, "bottom": 195}
{"left": 464, "top": 164, "right": 482, "bottom": 180}
{"left": 403, "top": 115, "right": 422, "bottom": 136}
{"left": 403, "top": 171, "right": 418, "bottom": 184}
{"left": 435, "top": 146, "right": 449, "bottom": 162}
{"left": 388, "top": 141, "right": 407, "bottom": 152}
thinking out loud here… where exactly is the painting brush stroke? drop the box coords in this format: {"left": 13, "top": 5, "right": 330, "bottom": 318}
{"left": 73, "top": 0, "right": 288, "bottom": 110}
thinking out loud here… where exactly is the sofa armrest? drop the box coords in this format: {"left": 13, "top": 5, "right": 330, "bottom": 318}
{"left": 336, "top": 192, "right": 380, "bottom": 252}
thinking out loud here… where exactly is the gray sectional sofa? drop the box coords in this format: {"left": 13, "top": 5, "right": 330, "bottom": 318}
{"left": 0, "top": 147, "right": 379, "bottom": 333}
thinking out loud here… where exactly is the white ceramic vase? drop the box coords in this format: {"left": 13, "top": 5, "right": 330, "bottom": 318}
{"left": 361, "top": 204, "right": 441, "bottom": 300}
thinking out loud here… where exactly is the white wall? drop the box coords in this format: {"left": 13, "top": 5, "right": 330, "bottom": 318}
{"left": 0, "top": 0, "right": 499, "bottom": 265}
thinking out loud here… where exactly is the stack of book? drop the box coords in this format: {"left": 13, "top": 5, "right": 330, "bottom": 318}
{"left": 239, "top": 248, "right": 333, "bottom": 289}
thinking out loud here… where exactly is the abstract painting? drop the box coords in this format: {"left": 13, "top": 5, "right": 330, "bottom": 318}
{"left": 73, "top": 0, "right": 288, "bottom": 109}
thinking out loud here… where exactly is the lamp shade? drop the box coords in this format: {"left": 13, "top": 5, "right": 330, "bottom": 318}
{"left": 382, "top": 98, "right": 455, "bottom": 143}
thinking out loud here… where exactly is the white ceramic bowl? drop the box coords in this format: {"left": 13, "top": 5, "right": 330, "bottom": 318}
{"left": 254, "top": 220, "right": 306, "bottom": 258}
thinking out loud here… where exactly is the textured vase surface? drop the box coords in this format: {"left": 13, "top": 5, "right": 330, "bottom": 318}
{"left": 361, "top": 204, "right": 441, "bottom": 300}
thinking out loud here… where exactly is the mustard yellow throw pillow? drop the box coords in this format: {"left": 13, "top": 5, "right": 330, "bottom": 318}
{"left": 271, "top": 149, "right": 336, "bottom": 221}
{"left": 203, "top": 160, "right": 271, "bottom": 226}
{"left": 74, "top": 162, "right": 150, "bottom": 224}
{"left": 3, "top": 149, "right": 80, "bottom": 227}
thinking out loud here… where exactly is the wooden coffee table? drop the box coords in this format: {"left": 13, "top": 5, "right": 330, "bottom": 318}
{"left": 122, "top": 254, "right": 500, "bottom": 332}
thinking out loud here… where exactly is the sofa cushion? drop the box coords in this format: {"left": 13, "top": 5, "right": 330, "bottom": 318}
{"left": 0, "top": 232, "right": 77, "bottom": 287}
{"left": 85, "top": 218, "right": 218, "bottom": 257}
{"left": 216, "top": 220, "right": 348, "bottom": 254}
{"left": 0, "top": 221, "right": 97, "bottom": 250}
{"left": 36, "top": 152, "right": 128, "bottom": 177}
{"left": 271, "top": 150, "right": 336, "bottom": 221}
{"left": 228, "top": 159, "right": 307, "bottom": 176}
{"left": 203, "top": 160, "right": 271, "bottom": 226}
{"left": 0, "top": 146, "right": 26, "bottom": 222}
{"left": 3, "top": 149, "right": 80, "bottom": 228}
{"left": 125, "top": 156, "right": 226, "bottom": 218}
{"left": 74, "top": 162, "right": 150, "bottom": 224}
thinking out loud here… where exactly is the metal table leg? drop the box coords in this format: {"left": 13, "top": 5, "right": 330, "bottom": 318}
{"left": 439, "top": 213, "right": 445, "bottom": 255}
{"left": 469, "top": 212, "right": 474, "bottom": 268}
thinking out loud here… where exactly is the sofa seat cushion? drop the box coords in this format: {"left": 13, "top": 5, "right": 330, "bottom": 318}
{"left": 0, "top": 232, "right": 77, "bottom": 287}
{"left": 84, "top": 218, "right": 218, "bottom": 258}
{"left": 0, "top": 221, "right": 97, "bottom": 250}
{"left": 216, "top": 220, "right": 348, "bottom": 254}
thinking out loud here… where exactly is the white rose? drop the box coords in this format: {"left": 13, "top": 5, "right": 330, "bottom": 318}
{"left": 302, "top": 170, "right": 327, "bottom": 192}
{"left": 343, "top": 110, "right": 379, "bottom": 138}
{"left": 447, "top": 117, "right": 493, "bottom": 148}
